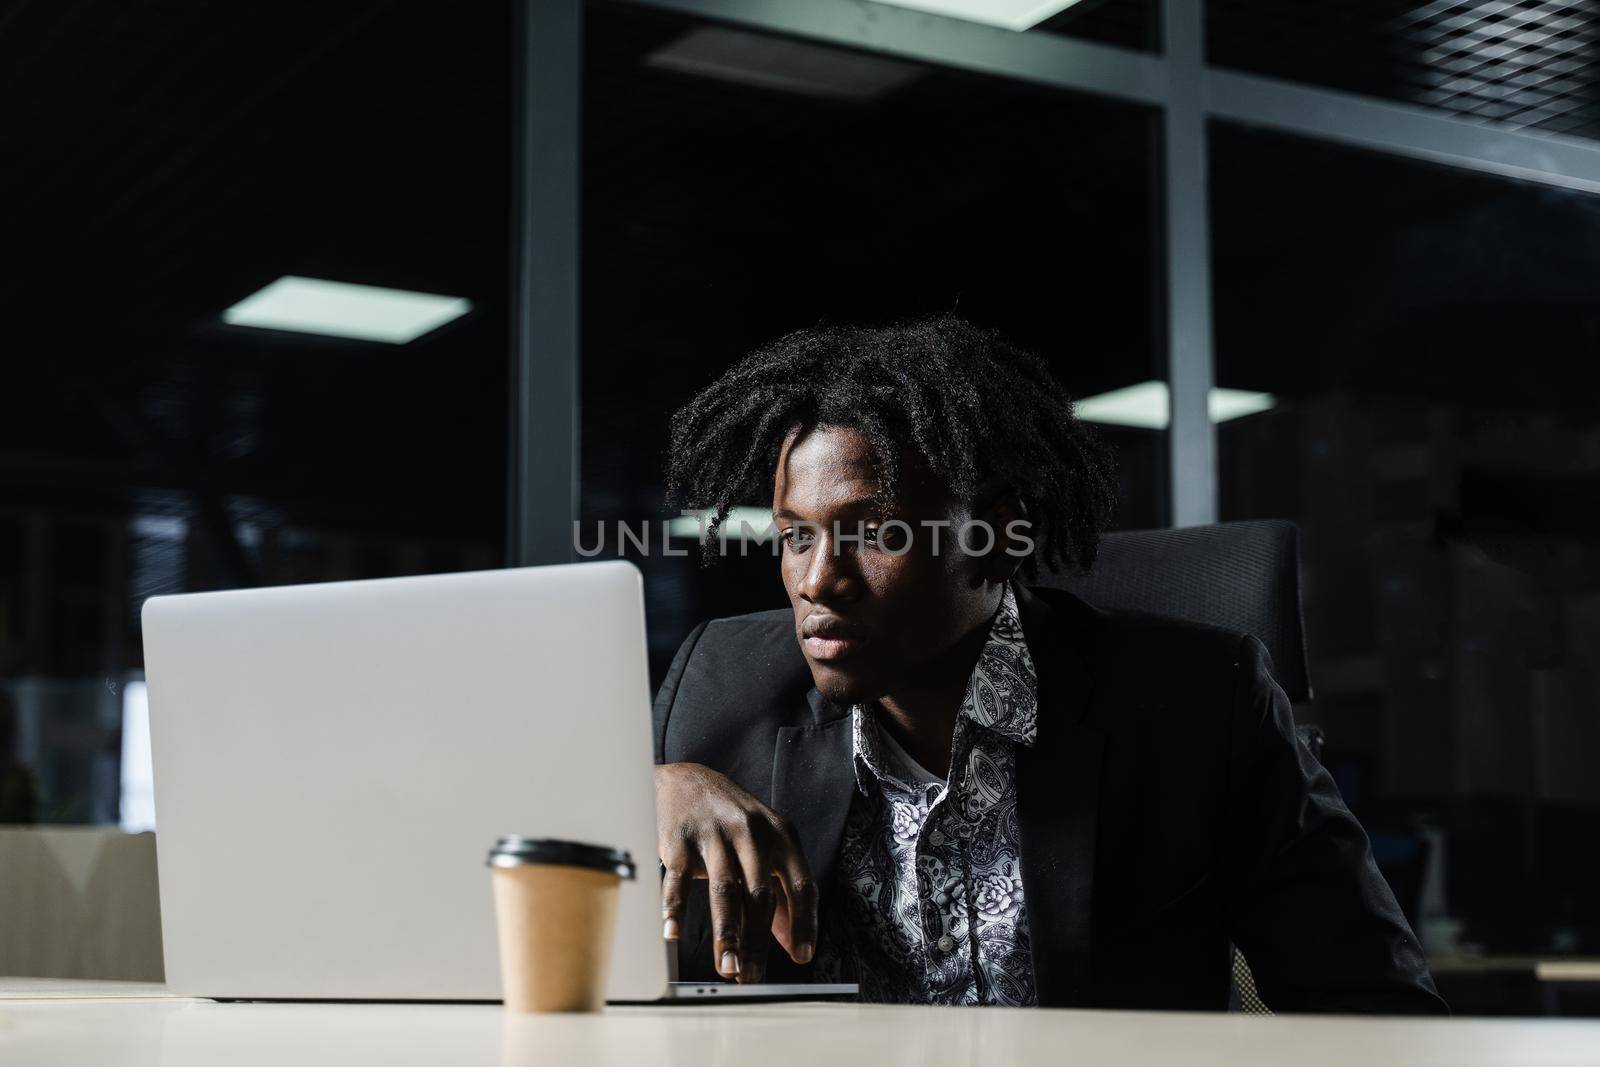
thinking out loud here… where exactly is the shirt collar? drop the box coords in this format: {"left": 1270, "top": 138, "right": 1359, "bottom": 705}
{"left": 849, "top": 582, "right": 1039, "bottom": 796}
{"left": 850, "top": 704, "right": 901, "bottom": 797}
{"left": 961, "top": 581, "right": 1039, "bottom": 746}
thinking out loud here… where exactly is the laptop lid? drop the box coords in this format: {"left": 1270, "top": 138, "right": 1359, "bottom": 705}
{"left": 142, "top": 560, "right": 666, "bottom": 1001}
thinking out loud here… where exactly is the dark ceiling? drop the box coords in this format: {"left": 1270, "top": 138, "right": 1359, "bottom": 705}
{"left": 1209, "top": 0, "right": 1600, "bottom": 142}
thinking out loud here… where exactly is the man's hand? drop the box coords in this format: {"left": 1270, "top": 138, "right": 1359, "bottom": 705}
{"left": 654, "top": 762, "right": 818, "bottom": 984}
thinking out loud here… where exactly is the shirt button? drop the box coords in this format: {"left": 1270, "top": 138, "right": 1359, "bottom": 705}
{"left": 928, "top": 828, "right": 946, "bottom": 847}
{"left": 937, "top": 934, "right": 955, "bottom": 953}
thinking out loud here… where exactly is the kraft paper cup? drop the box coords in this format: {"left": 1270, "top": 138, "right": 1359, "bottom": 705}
{"left": 488, "top": 836, "right": 636, "bottom": 1012}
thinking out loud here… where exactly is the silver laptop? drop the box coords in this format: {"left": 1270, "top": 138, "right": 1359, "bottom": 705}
{"left": 142, "top": 560, "right": 853, "bottom": 1002}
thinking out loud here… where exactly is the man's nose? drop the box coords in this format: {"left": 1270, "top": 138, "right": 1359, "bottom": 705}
{"left": 798, "top": 530, "right": 861, "bottom": 605}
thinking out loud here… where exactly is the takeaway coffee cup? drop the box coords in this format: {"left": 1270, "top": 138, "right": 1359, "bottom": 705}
{"left": 487, "top": 836, "right": 637, "bottom": 1012}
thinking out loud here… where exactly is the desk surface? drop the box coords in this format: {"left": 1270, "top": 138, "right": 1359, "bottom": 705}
{"left": 4, "top": 992, "right": 1600, "bottom": 1067}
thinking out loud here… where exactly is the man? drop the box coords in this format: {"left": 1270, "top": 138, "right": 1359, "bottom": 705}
{"left": 651, "top": 316, "right": 1444, "bottom": 1012}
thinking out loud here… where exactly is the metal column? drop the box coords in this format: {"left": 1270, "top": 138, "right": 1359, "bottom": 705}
{"left": 1162, "top": 0, "right": 1217, "bottom": 527}
{"left": 509, "top": 0, "right": 582, "bottom": 565}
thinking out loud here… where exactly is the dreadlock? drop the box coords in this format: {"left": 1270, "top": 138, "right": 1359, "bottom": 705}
{"left": 665, "top": 314, "right": 1121, "bottom": 579}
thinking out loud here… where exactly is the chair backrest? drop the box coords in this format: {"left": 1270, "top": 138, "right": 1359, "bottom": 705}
{"left": 1036, "top": 519, "right": 1313, "bottom": 704}
{"left": 1038, "top": 519, "right": 1316, "bottom": 1017}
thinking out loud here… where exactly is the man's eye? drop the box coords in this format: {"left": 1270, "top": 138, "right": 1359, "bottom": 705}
{"left": 869, "top": 524, "right": 906, "bottom": 551}
{"left": 781, "top": 528, "right": 815, "bottom": 548}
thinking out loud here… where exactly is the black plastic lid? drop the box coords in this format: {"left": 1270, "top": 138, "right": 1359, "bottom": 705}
{"left": 486, "top": 836, "right": 636, "bottom": 879}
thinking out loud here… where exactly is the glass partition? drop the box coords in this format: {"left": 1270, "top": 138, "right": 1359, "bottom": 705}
{"left": 1213, "top": 121, "right": 1600, "bottom": 1010}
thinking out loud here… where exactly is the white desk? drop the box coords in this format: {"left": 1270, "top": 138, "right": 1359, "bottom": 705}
{"left": 4, "top": 983, "right": 1600, "bottom": 1067}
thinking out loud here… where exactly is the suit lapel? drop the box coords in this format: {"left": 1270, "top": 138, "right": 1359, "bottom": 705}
{"left": 1014, "top": 582, "right": 1107, "bottom": 1007}
{"left": 771, "top": 689, "right": 856, "bottom": 893}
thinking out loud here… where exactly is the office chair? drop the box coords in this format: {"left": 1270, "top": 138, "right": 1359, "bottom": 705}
{"left": 1037, "top": 517, "right": 1317, "bottom": 1016}
{"left": 1038, "top": 518, "right": 1312, "bottom": 705}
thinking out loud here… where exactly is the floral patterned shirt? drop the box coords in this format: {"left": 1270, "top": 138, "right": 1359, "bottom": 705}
{"left": 819, "top": 583, "right": 1039, "bottom": 1005}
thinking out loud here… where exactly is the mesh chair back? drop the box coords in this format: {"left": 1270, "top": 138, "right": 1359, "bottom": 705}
{"left": 1037, "top": 519, "right": 1313, "bottom": 704}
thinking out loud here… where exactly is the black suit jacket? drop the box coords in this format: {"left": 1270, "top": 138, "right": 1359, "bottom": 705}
{"left": 652, "top": 582, "right": 1445, "bottom": 1013}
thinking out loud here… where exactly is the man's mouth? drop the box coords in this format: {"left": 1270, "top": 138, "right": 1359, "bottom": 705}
{"left": 800, "top": 617, "right": 870, "bottom": 662}
{"left": 803, "top": 634, "right": 868, "bottom": 661}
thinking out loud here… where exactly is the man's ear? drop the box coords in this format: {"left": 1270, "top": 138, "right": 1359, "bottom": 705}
{"left": 971, "top": 488, "right": 1030, "bottom": 583}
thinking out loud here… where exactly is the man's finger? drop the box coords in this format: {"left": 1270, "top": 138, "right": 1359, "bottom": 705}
{"left": 773, "top": 830, "right": 818, "bottom": 965}
{"left": 702, "top": 836, "right": 745, "bottom": 980}
{"left": 733, "top": 838, "right": 775, "bottom": 984}
{"left": 659, "top": 837, "right": 694, "bottom": 943}
{"left": 743, "top": 878, "right": 778, "bottom": 985}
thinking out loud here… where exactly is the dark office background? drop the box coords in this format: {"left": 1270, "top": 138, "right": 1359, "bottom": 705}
{"left": 5, "top": 0, "right": 1600, "bottom": 1014}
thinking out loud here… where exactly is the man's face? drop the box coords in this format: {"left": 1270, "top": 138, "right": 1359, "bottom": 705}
{"left": 772, "top": 423, "right": 998, "bottom": 705}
